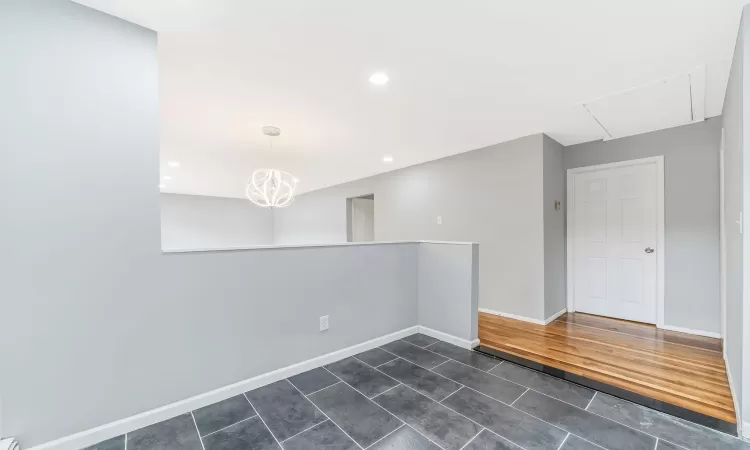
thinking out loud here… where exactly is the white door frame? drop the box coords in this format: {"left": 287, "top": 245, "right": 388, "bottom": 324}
{"left": 566, "top": 155, "right": 666, "bottom": 327}
{"left": 720, "top": 129, "right": 727, "bottom": 342}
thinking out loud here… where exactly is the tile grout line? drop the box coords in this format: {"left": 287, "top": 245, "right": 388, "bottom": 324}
{"left": 660, "top": 439, "right": 691, "bottom": 450}
{"left": 509, "top": 388, "right": 529, "bottom": 407}
{"left": 488, "top": 361, "right": 504, "bottom": 372}
{"left": 400, "top": 423, "right": 446, "bottom": 450}
{"left": 362, "top": 424, "right": 404, "bottom": 450}
{"left": 190, "top": 412, "right": 207, "bottom": 450}
{"left": 289, "top": 343, "right": 727, "bottom": 449}
{"left": 382, "top": 343, "right": 730, "bottom": 447}
{"left": 399, "top": 382, "right": 534, "bottom": 450}
{"left": 372, "top": 357, "right": 399, "bottom": 368}
{"left": 371, "top": 383, "right": 403, "bottom": 400}
{"left": 423, "top": 341, "right": 440, "bottom": 349}
{"left": 123, "top": 339, "right": 730, "bottom": 450}
{"left": 574, "top": 436, "right": 607, "bottom": 450}
{"left": 402, "top": 338, "right": 437, "bottom": 349}
{"left": 243, "top": 392, "right": 286, "bottom": 450}
{"left": 322, "top": 366, "right": 448, "bottom": 450}
{"left": 572, "top": 382, "right": 739, "bottom": 440}
{"left": 359, "top": 344, "right": 701, "bottom": 447}
{"left": 556, "top": 433, "right": 570, "bottom": 450}
{"left": 324, "top": 362, "right": 400, "bottom": 396}
{"left": 457, "top": 428, "right": 484, "bottom": 450}
{"left": 279, "top": 419, "right": 330, "bottom": 444}
{"left": 451, "top": 356, "right": 606, "bottom": 414}
{"left": 480, "top": 428, "right": 531, "bottom": 450}
{"left": 430, "top": 359, "right": 450, "bottom": 370}
{"left": 475, "top": 381, "right": 663, "bottom": 446}
{"left": 362, "top": 346, "right": 461, "bottom": 384}
{"left": 285, "top": 378, "right": 365, "bottom": 450}
{"left": 304, "top": 380, "right": 342, "bottom": 397}
{"left": 200, "top": 414, "right": 258, "bottom": 438}
{"left": 360, "top": 354, "right": 467, "bottom": 401}
{"left": 585, "top": 392, "right": 597, "bottom": 410}
{"left": 332, "top": 344, "right": 661, "bottom": 450}
{"left": 441, "top": 382, "right": 567, "bottom": 436}
{"left": 367, "top": 345, "right": 562, "bottom": 450}
{"left": 439, "top": 385, "right": 465, "bottom": 404}
{"left": 402, "top": 339, "right": 513, "bottom": 383}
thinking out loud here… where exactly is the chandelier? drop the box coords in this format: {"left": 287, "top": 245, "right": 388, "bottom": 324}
{"left": 246, "top": 126, "right": 298, "bottom": 208}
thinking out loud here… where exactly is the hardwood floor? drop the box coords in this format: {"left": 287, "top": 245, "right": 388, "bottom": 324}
{"left": 478, "top": 311, "right": 735, "bottom": 424}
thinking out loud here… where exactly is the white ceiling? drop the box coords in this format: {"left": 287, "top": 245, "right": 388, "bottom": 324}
{"left": 74, "top": 0, "right": 748, "bottom": 198}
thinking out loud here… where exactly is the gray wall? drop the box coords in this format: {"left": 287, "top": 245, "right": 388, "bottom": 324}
{"left": 0, "top": 1, "right": 422, "bottom": 445}
{"left": 543, "top": 136, "right": 566, "bottom": 318}
{"left": 418, "top": 243, "right": 479, "bottom": 342}
{"left": 161, "top": 193, "right": 274, "bottom": 250}
{"left": 275, "top": 135, "right": 548, "bottom": 320}
{"left": 564, "top": 118, "right": 723, "bottom": 333}
{"left": 724, "top": 5, "right": 748, "bottom": 429}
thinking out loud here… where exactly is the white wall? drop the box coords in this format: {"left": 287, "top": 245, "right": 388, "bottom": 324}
{"left": 564, "top": 119, "right": 723, "bottom": 334}
{"left": 0, "top": 2, "right": 433, "bottom": 446}
{"left": 724, "top": 4, "right": 750, "bottom": 433}
{"left": 418, "top": 243, "right": 479, "bottom": 342}
{"left": 160, "top": 193, "right": 274, "bottom": 250}
{"left": 274, "top": 134, "right": 549, "bottom": 321}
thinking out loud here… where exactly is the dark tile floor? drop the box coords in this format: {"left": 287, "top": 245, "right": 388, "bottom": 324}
{"left": 84, "top": 334, "right": 750, "bottom": 450}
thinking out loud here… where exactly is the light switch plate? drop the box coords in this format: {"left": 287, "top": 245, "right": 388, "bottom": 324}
{"left": 319, "top": 315, "right": 329, "bottom": 331}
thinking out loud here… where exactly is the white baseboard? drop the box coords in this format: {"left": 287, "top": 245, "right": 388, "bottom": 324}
{"left": 27, "top": 326, "right": 419, "bottom": 450}
{"left": 659, "top": 324, "right": 721, "bottom": 339}
{"left": 544, "top": 309, "right": 567, "bottom": 325}
{"left": 478, "top": 308, "right": 546, "bottom": 325}
{"left": 417, "top": 326, "right": 476, "bottom": 349}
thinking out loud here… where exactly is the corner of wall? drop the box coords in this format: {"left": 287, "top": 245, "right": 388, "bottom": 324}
{"left": 541, "top": 134, "right": 566, "bottom": 320}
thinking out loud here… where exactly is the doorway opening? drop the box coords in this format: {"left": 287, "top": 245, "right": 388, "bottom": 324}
{"left": 346, "top": 194, "right": 374, "bottom": 242}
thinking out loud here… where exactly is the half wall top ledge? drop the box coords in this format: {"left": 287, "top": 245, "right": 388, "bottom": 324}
{"left": 162, "top": 240, "right": 477, "bottom": 253}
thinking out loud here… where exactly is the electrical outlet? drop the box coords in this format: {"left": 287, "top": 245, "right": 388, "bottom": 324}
{"left": 319, "top": 315, "right": 329, "bottom": 331}
{"left": 436, "top": 216, "right": 443, "bottom": 225}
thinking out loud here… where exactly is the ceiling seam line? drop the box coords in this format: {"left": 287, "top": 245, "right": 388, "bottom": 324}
{"left": 581, "top": 103, "right": 613, "bottom": 139}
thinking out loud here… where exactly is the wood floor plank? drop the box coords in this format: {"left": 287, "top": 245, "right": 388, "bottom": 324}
{"left": 481, "top": 316, "right": 725, "bottom": 367}
{"left": 478, "top": 312, "right": 736, "bottom": 424}
{"left": 555, "top": 313, "right": 723, "bottom": 352}
{"left": 479, "top": 319, "right": 729, "bottom": 377}
{"left": 479, "top": 324, "right": 731, "bottom": 391}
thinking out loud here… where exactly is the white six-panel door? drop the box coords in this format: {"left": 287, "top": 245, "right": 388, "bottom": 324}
{"left": 569, "top": 158, "right": 661, "bottom": 324}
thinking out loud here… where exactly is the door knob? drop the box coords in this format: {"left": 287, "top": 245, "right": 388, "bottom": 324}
{"left": 645, "top": 247, "right": 654, "bottom": 254}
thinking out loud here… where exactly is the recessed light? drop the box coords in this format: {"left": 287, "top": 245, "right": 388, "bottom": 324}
{"left": 167, "top": 161, "right": 180, "bottom": 168}
{"left": 163, "top": 176, "right": 172, "bottom": 181}
{"left": 369, "top": 72, "right": 389, "bottom": 85}
{"left": 382, "top": 155, "right": 393, "bottom": 163}
{"left": 158, "top": 184, "right": 166, "bottom": 189}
